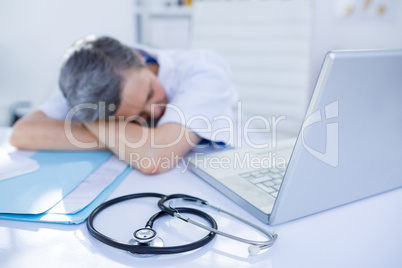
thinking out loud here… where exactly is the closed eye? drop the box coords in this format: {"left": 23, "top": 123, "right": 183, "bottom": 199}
{"left": 146, "top": 87, "right": 154, "bottom": 102}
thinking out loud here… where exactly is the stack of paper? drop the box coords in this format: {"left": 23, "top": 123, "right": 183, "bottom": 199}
{"left": 0, "top": 151, "right": 39, "bottom": 181}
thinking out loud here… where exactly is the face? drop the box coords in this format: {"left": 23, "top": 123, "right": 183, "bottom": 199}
{"left": 114, "top": 68, "right": 168, "bottom": 124}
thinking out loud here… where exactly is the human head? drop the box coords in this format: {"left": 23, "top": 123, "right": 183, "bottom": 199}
{"left": 59, "top": 35, "right": 145, "bottom": 121}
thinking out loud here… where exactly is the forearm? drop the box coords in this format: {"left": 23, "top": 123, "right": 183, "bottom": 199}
{"left": 10, "top": 111, "right": 105, "bottom": 151}
{"left": 85, "top": 121, "right": 200, "bottom": 174}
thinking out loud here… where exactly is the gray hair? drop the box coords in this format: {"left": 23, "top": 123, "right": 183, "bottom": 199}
{"left": 59, "top": 35, "right": 145, "bottom": 121}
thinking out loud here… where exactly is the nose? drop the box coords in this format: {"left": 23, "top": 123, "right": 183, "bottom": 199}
{"left": 145, "top": 104, "right": 162, "bottom": 120}
{"left": 136, "top": 111, "right": 151, "bottom": 125}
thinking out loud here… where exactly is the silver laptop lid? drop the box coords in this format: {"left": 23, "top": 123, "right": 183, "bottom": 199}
{"left": 270, "top": 49, "right": 402, "bottom": 225}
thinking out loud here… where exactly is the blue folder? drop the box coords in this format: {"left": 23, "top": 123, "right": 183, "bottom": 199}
{"left": 0, "top": 151, "right": 130, "bottom": 224}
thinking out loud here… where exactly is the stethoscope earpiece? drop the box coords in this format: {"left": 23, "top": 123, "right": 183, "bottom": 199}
{"left": 248, "top": 245, "right": 262, "bottom": 256}
{"left": 158, "top": 194, "right": 278, "bottom": 256}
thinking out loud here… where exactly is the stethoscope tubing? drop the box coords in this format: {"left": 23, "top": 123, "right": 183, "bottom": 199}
{"left": 86, "top": 192, "right": 218, "bottom": 255}
{"left": 158, "top": 194, "right": 277, "bottom": 250}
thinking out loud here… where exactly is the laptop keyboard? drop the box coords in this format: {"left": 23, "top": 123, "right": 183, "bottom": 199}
{"left": 239, "top": 168, "right": 285, "bottom": 199}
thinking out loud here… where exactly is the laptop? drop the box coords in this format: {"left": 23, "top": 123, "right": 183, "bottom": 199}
{"left": 189, "top": 49, "right": 402, "bottom": 225}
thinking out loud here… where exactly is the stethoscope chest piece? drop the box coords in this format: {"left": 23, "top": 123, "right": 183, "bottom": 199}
{"left": 128, "top": 228, "right": 164, "bottom": 257}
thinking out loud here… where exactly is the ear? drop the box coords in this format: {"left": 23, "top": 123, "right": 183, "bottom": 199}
{"left": 137, "top": 52, "right": 146, "bottom": 65}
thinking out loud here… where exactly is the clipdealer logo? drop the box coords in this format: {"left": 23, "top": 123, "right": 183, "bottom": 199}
{"left": 63, "top": 100, "right": 340, "bottom": 170}
{"left": 301, "top": 100, "right": 339, "bottom": 167}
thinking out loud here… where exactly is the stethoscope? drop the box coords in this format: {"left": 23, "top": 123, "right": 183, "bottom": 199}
{"left": 87, "top": 193, "right": 278, "bottom": 257}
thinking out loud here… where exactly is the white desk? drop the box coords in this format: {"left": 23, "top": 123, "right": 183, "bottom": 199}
{"left": 1, "top": 127, "right": 401, "bottom": 268}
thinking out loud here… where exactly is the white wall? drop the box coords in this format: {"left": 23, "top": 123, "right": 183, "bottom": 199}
{"left": 1, "top": 0, "right": 401, "bottom": 126}
{"left": 137, "top": 0, "right": 402, "bottom": 96}
{"left": 0, "top": 0, "right": 135, "bottom": 126}
{"left": 309, "top": 0, "right": 402, "bottom": 92}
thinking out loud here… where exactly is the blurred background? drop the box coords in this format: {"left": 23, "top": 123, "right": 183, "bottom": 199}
{"left": 0, "top": 0, "right": 401, "bottom": 138}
